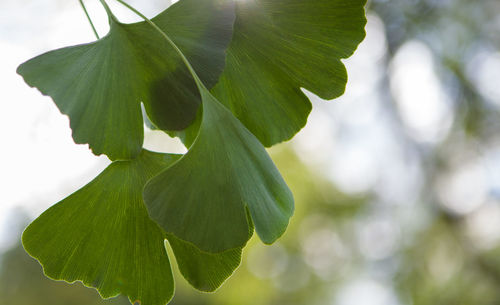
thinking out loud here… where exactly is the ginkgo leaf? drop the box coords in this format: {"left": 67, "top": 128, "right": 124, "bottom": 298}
{"left": 22, "top": 151, "right": 179, "bottom": 305}
{"left": 211, "top": 0, "right": 367, "bottom": 146}
{"left": 17, "top": 0, "right": 235, "bottom": 160}
{"left": 144, "top": 87, "right": 294, "bottom": 253}
{"left": 22, "top": 150, "right": 242, "bottom": 305}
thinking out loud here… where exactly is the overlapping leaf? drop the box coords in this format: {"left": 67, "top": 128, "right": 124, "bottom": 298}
{"left": 17, "top": 0, "right": 235, "bottom": 160}
{"left": 144, "top": 88, "right": 294, "bottom": 253}
{"left": 211, "top": 0, "right": 367, "bottom": 146}
{"left": 22, "top": 150, "right": 242, "bottom": 305}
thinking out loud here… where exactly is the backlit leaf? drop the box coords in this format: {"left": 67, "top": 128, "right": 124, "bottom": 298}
{"left": 22, "top": 150, "right": 242, "bottom": 305}
{"left": 17, "top": 0, "right": 235, "bottom": 160}
{"left": 212, "top": 0, "right": 367, "bottom": 146}
{"left": 144, "top": 88, "right": 294, "bottom": 253}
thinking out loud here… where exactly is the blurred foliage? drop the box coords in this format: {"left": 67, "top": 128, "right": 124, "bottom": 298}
{"left": 0, "top": 239, "right": 129, "bottom": 305}
{"left": 397, "top": 218, "right": 500, "bottom": 305}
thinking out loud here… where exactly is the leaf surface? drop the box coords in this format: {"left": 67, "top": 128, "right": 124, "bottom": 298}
{"left": 22, "top": 150, "right": 242, "bottom": 305}
{"left": 167, "top": 234, "right": 242, "bottom": 292}
{"left": 17, "top": 0, "right": 235, "bottom": 160}
{"left": 211, "top": 0, "right": 367, "bottom": 146}
{"left": 144, "top": 88, "right": 294, "bottom": 253}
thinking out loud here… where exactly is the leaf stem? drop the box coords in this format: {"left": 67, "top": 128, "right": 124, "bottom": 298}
{"left": 98, "top": 0, "right": 120, "bottom": 24}
{"left": 79, "top": 0, "right": 100, "bottom": 39}
{"left": 111, "top": 0, "right": 206, "bottom": 92}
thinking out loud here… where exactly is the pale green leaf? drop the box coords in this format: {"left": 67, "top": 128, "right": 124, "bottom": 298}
{"left": 23, "top": 150, "right": 242, "bottom": 305}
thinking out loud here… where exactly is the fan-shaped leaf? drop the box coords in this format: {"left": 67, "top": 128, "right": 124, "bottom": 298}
{"left": 144, "top": 88, "right": 294, "bottom": 253}
{"left": 211, "top": 0, "right": 367, "bottom": 146}
{"left": 17, "top": 0, "right": 235, "bottom": 160}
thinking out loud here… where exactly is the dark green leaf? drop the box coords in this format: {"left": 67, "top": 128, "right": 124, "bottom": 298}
{"left": 165, "top": 105, "right": 203, "bottom": 148}
{"left": 17, "top": 0, "right": 235, "bottom": 160}
{"left": 211, "top": 0, "right": 367, "bottom": 146}
{"left": 167, "top": 234, "right": 241, "bottom": 292}
{"left": 22, "top": 150, "right": 242, "bottom": 305}
{"left": 144, "top": 88, "right": 294, "bottom": 253}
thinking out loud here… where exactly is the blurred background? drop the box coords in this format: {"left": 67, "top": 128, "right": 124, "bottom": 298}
{"left": 2, "top": 0, "right": 500, "bottom": 304}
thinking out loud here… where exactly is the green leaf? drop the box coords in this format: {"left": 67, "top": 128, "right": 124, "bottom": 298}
{"left": 167, "top": 234, "right": 242, "bottom": 292}
{"left": 17, "top": 0, "right": 235, "bottom": 160}
{"left": 143, "top": 88, "right": 294, "bottom": 253}
{"left": 22, "top": 151, "right": 179, "bottom": 305}
{"left": 22, "top": 150, "right": 242, "bottom": 305}
{"left": 211, "top": 0, "right": 367, "bottom": 146}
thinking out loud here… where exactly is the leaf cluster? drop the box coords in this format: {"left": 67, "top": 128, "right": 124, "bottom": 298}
{"left": 17, "top": 0, "right": 366, "bottom": 304}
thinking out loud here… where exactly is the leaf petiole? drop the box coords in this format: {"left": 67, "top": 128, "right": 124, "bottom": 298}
{"left": 98, "top": 0, "right": 120, "bottom": 24}
{"left": 78, "top": 0, "right": 100, "bottom": 39}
